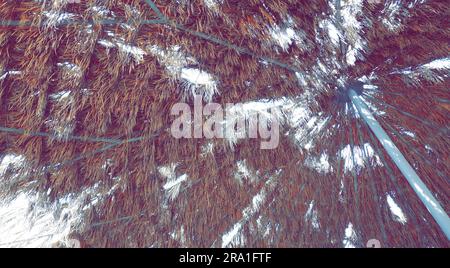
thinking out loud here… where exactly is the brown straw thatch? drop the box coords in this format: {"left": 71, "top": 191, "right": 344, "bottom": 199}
{"left": 0, "top": 0, "right": 449, "bottom": 247}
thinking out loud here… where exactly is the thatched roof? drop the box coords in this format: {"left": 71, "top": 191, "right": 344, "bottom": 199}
{"left": 0, "top": 0, "right": 449, "bottom": 247}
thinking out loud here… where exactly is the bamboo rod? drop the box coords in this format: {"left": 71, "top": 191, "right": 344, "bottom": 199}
{"left": 348, "top": 87, "right": 450, "bottom": 240}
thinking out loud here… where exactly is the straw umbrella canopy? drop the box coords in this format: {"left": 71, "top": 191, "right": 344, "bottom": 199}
{"left": 0, "top": 0, "right": 448, "bottom": 247}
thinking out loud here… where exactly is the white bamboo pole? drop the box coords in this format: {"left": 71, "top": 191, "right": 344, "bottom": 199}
{"left": 348, "top": 88, "right": 450, "bottom": 240}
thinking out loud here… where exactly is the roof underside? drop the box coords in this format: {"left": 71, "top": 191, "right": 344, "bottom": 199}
{"left": 0, "top": 0, "right": 449, "bottom": 247}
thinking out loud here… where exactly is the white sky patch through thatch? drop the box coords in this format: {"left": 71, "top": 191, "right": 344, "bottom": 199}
{"left": 221, "top": 170, "right": 280, "bottom": 247}
{"left": 304, "top": 153, "right": 332, "bottom": 174}
{"left": 338, "top": 143, "right": 383, "bottom": 173}
{"left": 386, "top": 194, "right": 407, "bottom": 224}
{"left": 0, "top": 191, "right": 79, "bottom": 248}
{"left": 98, "top": 38, "right": 147, "bottom": 64}
{"left": 203, "top": 0, "right": 223, "bottom": 13}
{"left": 49, "top": 90, "right": 71, "bottom": 101}
{"left": 0, "top": 185, "right": 105, "bottom": 248}
{"left": 0, "top": 154, "right": 120, "bottom": 247}
{"left": 343, "top": 222, "right": 358, "bottom": 248}
{"left": 42, "top": 11, "right": 77, "bottom": 26}
{"left": 180, "top": 68, "right": 219, "bottom": 102}
{"left": 267, "top": 15, "right": 307, "bottom": 53}
{"left": 158, "top": 163, "right": 188, "bottom": 201}
{"left": 234, "top": 160, "right": 259, "bottom": 185}
{"left": 269, "top": 26, "right": 297, "bottom": 52}
{"left": 0, "top": 154, "right": 25, "bottom": 176}
{"left": 148, "top": 45, "right": 219, "bottom": 101}
{"left": 304, "top": 200, "right": 320, "bottom": 230}
{"left": 341, "top": 0, "right": 365, "bottom": 66}
{"left": 422, "top": 57, "right": 450, "bottom": 70}
{"left": 218, "top": 94, "right": 326, "bottom": 151}
{"left": 0, "top": 71, "right": 22, "bottom": 80}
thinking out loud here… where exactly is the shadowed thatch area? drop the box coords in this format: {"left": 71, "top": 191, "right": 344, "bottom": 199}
{"left": 0, "top": 0, "right": 449, "bottom": 247}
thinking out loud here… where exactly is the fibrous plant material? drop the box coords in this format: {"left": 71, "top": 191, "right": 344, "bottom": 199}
{"left": 0, "top": 0, "right": 449, "bottom": 247}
